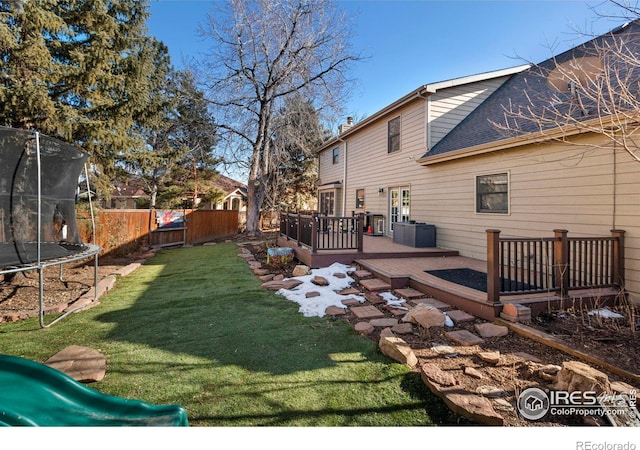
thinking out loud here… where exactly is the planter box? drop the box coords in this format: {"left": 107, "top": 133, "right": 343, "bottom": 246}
{"left": 392, "top": 223, "right": 436, "bottom": 248}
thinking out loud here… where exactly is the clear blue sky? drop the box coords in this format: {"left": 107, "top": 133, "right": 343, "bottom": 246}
{"left": 146, "top": 0, "right": 628, "bottom": 121}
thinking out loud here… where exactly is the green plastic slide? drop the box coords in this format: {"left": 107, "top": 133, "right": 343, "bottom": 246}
{"left": 0, "top": 354, "right": 188, "bottom": 426}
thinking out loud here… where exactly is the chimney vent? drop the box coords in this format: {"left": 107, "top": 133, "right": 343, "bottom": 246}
{"left": 339, "top": 117, "right": 354, "bottom": 134}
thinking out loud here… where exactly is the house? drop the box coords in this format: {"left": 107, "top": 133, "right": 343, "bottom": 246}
{"left": 102, "top": 178, "right": 148, "bottom": 209}
{"left": 315, "top": 64, "right": 529, "bottom": 230}
{"left": 315, "top": 22, "right": 640, "bottom": 305}
{"left": 198, "top": 174, "right": 248, "bottom": 230}
{"left": 198, "top": 174, "right": 247, "bottom": 211}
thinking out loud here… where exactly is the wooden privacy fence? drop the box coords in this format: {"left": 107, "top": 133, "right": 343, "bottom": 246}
{"left": 487, "top": 229, "right": 625, "bottom": 303}
{"left": 78, "top": 209, "right": 238, "bottom": 257}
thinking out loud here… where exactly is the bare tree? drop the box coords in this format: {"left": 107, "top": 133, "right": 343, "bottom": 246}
{"left": 198, "top": 0, "right": 362, "bottom": 235}
{"left": 491, "top": 6, "right": 640, "bottom": 162}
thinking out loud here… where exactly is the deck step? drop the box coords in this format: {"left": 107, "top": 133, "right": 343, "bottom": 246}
{"left": 353, "top": 270, "right": 373, "bottom": 279}
{"left": 394, "top": 287, "right": 425, "bottom": 300}
{"left": 359, "top": 278, "right": 392, "bottom": 292}
{"left": 411, "top": 297, "right": 451, "bottom": 310}
{"left": 350, "top": 305, "right": 385, "bottom": 319}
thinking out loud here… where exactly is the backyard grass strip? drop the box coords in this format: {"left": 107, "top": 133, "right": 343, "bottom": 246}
{"left": 0, "top": 243, "right": 458, "bottom": 426}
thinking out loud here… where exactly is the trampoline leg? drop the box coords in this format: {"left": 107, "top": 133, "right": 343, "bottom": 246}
{"left": 38, "top": 267, "right": 45, "bottom": 328}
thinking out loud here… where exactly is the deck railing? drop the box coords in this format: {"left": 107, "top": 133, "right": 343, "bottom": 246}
{"left": 487, "top": 229, "right": 625, "bottom": 303}
{"left": 280, "top": 212, "right": 364, "bottom": 253}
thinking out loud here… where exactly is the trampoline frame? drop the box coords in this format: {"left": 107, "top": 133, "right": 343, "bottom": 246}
{"left": 0, "top": 131, "right": 102, "bottom": 328}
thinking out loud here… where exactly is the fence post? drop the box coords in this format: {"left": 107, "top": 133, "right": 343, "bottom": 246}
{"left": 611, "top": 229, "right": 625, "bottom": 287}
{"left": 554, "top": 229, "right": 569, "bottom": 299}
{"left": 357, "top": 214, "right": 364, "bottom": 252}
{"left": 486, "top": 229, "right": 501, "bottom": 305}
{"left": 311, "top": 212, "right": 318, "bottom": 254}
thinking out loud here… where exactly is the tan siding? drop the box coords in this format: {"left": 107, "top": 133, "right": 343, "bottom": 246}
{"left": 317, "top": 143, "right": 344, "bottom": 186}
{"left": 316, "top": 78, "right": 640, "bottom": 302}
{"left": 429, "top": 76, "right": 510, "bottom": 147}
{"left": 413, "top": 135, "right": 640, "bottom": 302}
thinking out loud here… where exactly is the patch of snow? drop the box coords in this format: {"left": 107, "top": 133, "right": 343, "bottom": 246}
{"left": 587, "top": 308, "right": 625, "bottom": 319}
{"left": 443, "top": 312, "right": 454, "bottom": 328}
{"left": 379, "top": 292, "right": 408, "bottom": 310}
{"left": 275, "top": 262, "right": 365, "bottom": 317}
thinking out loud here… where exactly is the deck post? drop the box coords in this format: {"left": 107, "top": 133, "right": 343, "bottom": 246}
{"left": 357, "top": 214, "right": 364, "bottom": 253}
{"left": 486, "top": 229, "right": 501, "bottom": 305}
{"left": 554, "top": 229, "right": 569, "bottom": 299}
{"left": 311, "top": 212, "right": 318, "bottom": 254}
{"left": 611, "top": 229, "right": 625, "bottom": 287}
{"left": 282, "top": 212, "right": 287, "bottom": 241}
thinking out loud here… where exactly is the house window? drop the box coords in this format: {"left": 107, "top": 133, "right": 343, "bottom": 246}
{"left": 332, "top": 147, "right": 339, "bottom": 164}
{"left": 355, "top": 189, "right": 365, "bottom": 209}
{"left": 388, "top": 116, "right": 400, "bottom": 153}
{"left": 476, "top": 173, "right": 509, "bottom": 214}
{"left": 319, "top": 191, "right": 335, "bottom": 215}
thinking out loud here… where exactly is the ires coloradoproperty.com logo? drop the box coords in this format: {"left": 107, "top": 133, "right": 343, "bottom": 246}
{"left": 517, "top": 387, "right": 638, "bottom": 421}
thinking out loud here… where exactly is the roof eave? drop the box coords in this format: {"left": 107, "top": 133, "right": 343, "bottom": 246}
{"left": 316, "top": 64, "right": 531, "bottom": 154}
{"left": 417, "top": 117, "right": 611, "bottom": 165}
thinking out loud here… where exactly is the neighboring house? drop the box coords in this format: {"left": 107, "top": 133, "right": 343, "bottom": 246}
{"left": 102, "top": 178, "right": 148, "bottom": 209}
{"left": 198, "top": 174, "right": 248, "bottom": 230}
{"left": 316, "top": 22, "right": 640, "bottom": 303}
{"left": 198, "top": 174, "right": 248, "bottom": 212}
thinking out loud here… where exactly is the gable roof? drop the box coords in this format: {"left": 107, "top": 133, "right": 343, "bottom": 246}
{"left": 316, "top": 64, "right": 530, "bottom": 154}
{"left": 213, "top": 174, "right": 247, "bottom": 196}
{"left": 419, "top": 20, "right": 640, "bottom": 164}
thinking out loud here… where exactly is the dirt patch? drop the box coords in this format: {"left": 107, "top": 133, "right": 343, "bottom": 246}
{"left": 0, "top": 251, "right": 152, "bottom": 322}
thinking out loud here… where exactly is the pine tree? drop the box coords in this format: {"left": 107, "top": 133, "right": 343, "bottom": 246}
{"left": 0, "top": 0, "right": 168, "bottom": 196}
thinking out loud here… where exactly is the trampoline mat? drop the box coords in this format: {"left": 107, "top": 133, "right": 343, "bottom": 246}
{"left": 0, "top": 242, "right": 87, "bottom": 267}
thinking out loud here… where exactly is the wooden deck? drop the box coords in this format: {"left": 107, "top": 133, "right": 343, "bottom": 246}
{"left": 278, "top": 234, "right": 621, "bottom": 321}
{"left": 356, "top": 256, "right": 621, "bottom": 321}
{"left": 278, "top": 234, "right": 459, "bottom": 268}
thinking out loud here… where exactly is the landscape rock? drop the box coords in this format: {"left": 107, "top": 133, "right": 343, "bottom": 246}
{"left": 474, "top": 323, "right": 509, "bottom": 338}
{"left": 354, "top": 322, "right": 375, "bottom": 336}
{"left": 391, "top": 322, "right": 413, "bottom": 334}
{"left": 420, "top": 370, "right": 504, "bottom": 426}
{"left": 477, "top": 351, "right": 501, "bottom": 365}
{"left": 312, "top": 276, "right": 329, "bottom": 286}
{"left": 305, "top": 291, "right": 321, "bottom": 298}
{"left": 411, "top": 307, "right": 446, "bottom": 328}
{"left": 338, "top": 287, "right": 361, "bottom": 295}
{"left": 444, "top": 330, "right": 484, "bottom": 346}
{"left": 551, "top": 360, "right": 611, "bottom": 395}
{"left": 260, "top": 279, "right": 303, "bottom": 290}
{"left": 253, "top": 268, "right": 270, "bottom": 276}
{"left": 446, "top": 309, "right": 476, "bottom": 324}
{"left": 476, "top": 385, "right": 509, "bottom": 398}
{"left": 292, "top": 265, "right": 311, "bottom": 277}
{"left": 464, "top": 367, "right": 484, "bottom": 379}
{"left": 45, "top": 345, "right": 106, "bottom": 383}
{"left": 325, "top": 306, "right": 346, "bottom": 316}
{"left": 369, "top": 318, "right": 398, "bottom": 327}
{"left": 378, "top": 328, "right": 418, "bottom": 368}
{"left": 420, "top": 362, "right": 458, "bottom": 387}
{"left": 258, "top": 274, "right": 275, "bottom": 282}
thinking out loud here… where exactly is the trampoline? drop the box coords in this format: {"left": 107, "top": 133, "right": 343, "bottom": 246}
{"left": 0, "top": 127, "right": 101, "bottom": 327}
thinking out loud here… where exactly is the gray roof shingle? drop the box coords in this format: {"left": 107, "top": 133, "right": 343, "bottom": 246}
{"left": 423, "top": 20, "right": 640, "bottom": 159}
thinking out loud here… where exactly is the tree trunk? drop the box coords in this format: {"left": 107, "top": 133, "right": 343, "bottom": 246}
{"left": 245, "top": 177, "right": 265, "bottom": 236}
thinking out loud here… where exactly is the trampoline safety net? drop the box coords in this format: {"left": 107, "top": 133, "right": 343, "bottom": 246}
{"left": 0, "top": 127, "right": 89, "bottom": 267}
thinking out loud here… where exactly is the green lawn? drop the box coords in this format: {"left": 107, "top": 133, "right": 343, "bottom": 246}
{"left": 0, "top": 243, "right": 459, "bottom": 426}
